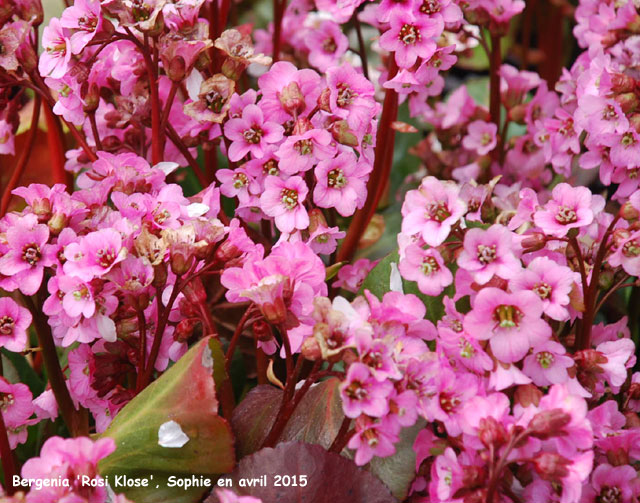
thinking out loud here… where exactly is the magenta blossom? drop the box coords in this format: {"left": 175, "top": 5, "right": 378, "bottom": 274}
{"left": 0, "top": 297, "right": 32, "bottom": 352}
{"left": 509, "top": 256, "right": 575, "bottom": 321}
{"left": 63, "top": 228, "right": 127, "bottom": 282}
{"left": 0, "top": 217, "right": 55, "bottom": 295}
{"left": 401, "top": 177, "right": 467, "bottom": 247}
{"left": 379, "top": 11, "right": 443, "bottom": 68}
{"left": 340, "top": 362, "right": 393, "bottom": 418}
{"left": 276, "top": 129, "right": 335, "bottom": 175}
{"left": 224, "top": 104, "right": 284, "bottom": 162}
{"left": 260, "top": 176, "right": 309, "bottom": 233}
{"left": 398, "top": 244, "right": 453, "bottom": 296}
{"left": 326, "top": 64, "right": 376, "bottom": 133}
{"left": 313, "top": 151, "right": 371, "bottom": 217}
{"left": 533, "top": 183, "right": 595, "bottom": 238}
{"left": 305, "top": 20, "right": 348, "bottom": 71}
{"left": 523, "top": 340, "right": 574, "bottom": 386}
{"left": 39, "top": 17, "right": 72, "bottom": 79}
{"left": 457, "top": 224, "right": 522, "bottom": 285}
{"left": 462, "top": 120, "right": 498, "bottom": 155}
{"left": 464, "top": 287, "right": 551, "bottom": 363}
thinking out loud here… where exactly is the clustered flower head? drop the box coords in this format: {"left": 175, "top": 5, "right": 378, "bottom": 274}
{"left": 2, "top": 0, "right": 640, "bottom": 502}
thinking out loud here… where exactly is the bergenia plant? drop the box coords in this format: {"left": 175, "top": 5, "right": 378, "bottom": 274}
{"left": 2, "top": 0, "right": 640, "bottom": 502}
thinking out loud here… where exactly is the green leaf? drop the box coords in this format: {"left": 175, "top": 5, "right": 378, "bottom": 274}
{"left": 367, "top": 420, "right": 426, "bottom": 501}
{"left": 359, "top": 250, "right": 455, "bottom": 323}
{"left": 1, "top": 349, "right": 45, "bottom": 395}
{"left": 99, "top": 337, "right": 235, "bottom": 503}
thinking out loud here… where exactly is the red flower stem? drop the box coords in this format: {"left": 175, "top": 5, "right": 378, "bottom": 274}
{"left": 42, "top": 102, "right": 69, "bottom": 187}
{"left": 219, "top": 0, "right": 232, "bottom": 33}
{"left": 568, "top": 236, "right": 589, "bottom": 298}
{"left": 160, "top": 81, "right": 179, "bottom": 137}
{"left": 272, "top": 0, "right": 287, "bottom": 62}
{"left": 337, "top": 57, "right": 398, "bottom": 264}
{"left": 594, "top": 275, "right": 634, "bottom": 314}
{"left": 225, "top": 307, "right": 254, "bottom": 372}
{"left": 579, "top": 214, "right": 621, "bottom": 350}
{"left": 135, "top": 311, "right": 147, "bottom": 391}
{"left": 0, "top": 409, "right": 17, "bottom": 495}
{"left": 165, "top": 123, "right": 209, "bottom": 187}
{"left": 0, "top": 96, "right": 41, "bottom": 217}
{"left": 353, "top": 13, "right": 369, "bottom": 81}
{"left": 489, "top": 33, "right": 502, "bottom": 131}
{"left": 22, "top": 294, "right": 88, "bottom": 437}
{"left": 89, "top": 112, "right": 103, "bottom": 151}
{"left": 520, "top": 0, "right": 537, "bottom": 69}
{"left": 328, "top": 417, "right": 353, "bottom": 453}
{"left": 125, "top": 28, "right": 162, "bottom": 164}
{"left": 199, "top": 299, "right": 219, "bottom": 337}
{"left": 486, "top": 428, "right": 531, "bottom": 503}
{"left": 138, "top": 278, "right": 184, "bottom": 390}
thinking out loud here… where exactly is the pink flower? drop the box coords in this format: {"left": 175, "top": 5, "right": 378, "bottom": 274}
{"left": 260, "top": 176, "right": 309, "bottom": 233}
{"left": 608, "top": 229, "right": 640, "bottom": 276}
{"left": 39, "top": 17, "right": 72, "bottom": 79}
{"left": 216, "top": 489, "right": 263, "bottom": 503}
{"left": 276, "top": 129, "right": 335, "bottom": 175}
{"left": 333, "top": 258, "right": 378, "bottom": 293}
{"left": 582, "top": 464, "right": 640, "bottom": 503}
{"left": 0, "top": 217, "right": 55, "bottom": 296}
{"left": 340, "top": 362, "right": 393, "bottom": 418}
{"left": 379, "top": 11, "right": 443, "bottom": 68}
{"left": 457, "top": 224, "right": 522, "bottom": 285}
{"left": 0, "top": 378, "right": 34, "bottom": 428}
{"left": 348, "top": 416, "right": 398, "bottom": 465}
{"left": 523, "top": 341, "right": 574, "bottom": 386}
{"left": 398, "top": 245, "right": 453, "bottom": 296}
{"left": 401, "top": 177, "right": 467, "bottom": 247}
{"left": 509, "top": 256, "right": 575, "bottom": 321}
{"left": 305, "top": 20, "right": 349, "bottom": 71}
{"left": 258, "top": 62, "right": 322, "bottom": 123}
{"left": 59, "top": 0, "right": 103, "bottom": 54}
{"left": 0, "top": 297, "right": 32, "bottom": 352}
{"left": 462, "top": 120, "right": 498, "bottom": 155}
{"left": 327, "top": 64, "right": 376, "bottom": 133}
{"left": 313, "top": 151, "right": 371, "bottom": 217}
{"left": 463, "top": 287, "right": 551, "bottom": 363}
{"left": 63, "top": 228, "right": 127, "bottom": 282}
{"left": 21, "top": 436, "right": 117, "bottom": 502}
{"left": 224, "top": 104, "right": 284, "bottom": 162}
{"left": 459, "top": 392, "right": 511, "bottom": 449}
{"left": 533, "top": 183, "right": 594, "bottom": 237}
{"left": 221, "top": 241, "right": 326, "bottom": 333}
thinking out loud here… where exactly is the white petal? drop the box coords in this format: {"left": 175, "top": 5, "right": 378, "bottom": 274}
{"left": 186, "top": 202, "right": 210, "bottom": 217}
{"left": 155, "top": 162, "right": 180, "bottom": 175}
{"left": 158, "top": 420, "right": 189, "bottom": 448}
{"left": 186, "top": 69, "right": 204, "bottom": 101}
{"left": 389, "top": 262, "right": 404, "bottom": 293}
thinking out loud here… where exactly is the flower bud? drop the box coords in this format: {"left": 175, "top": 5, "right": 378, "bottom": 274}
{"left": 308, "top": 209, "right": 328, "bottom": 235}
{"left": 252, "top": 320, "right": 273, "bottom": 342}
{"left": 301, "top": 336, "right": 322, "bottom": 361}
{"left": 47, "top": 212, "right": 68, "bottom": 236}
{"left": 181, "top": 277, "right": 206, "bottom": 305}
{"left": 607, "top": 447, "right": 630, "bottom": 467}
{"left": 16, "top": 42, "right": 38, "bottom": 72}
{"left": 478, "top": 416, "right": 507, "bottom": 448}
{"left": 598, "top": 269, "right": 615, "bottom": 290}
{"left": 611, "top": 73, "right": 636, "bottom": 94}
{"left": 621, "top": 201, "right": 640, "bottom": 221}
{"left": 168, "top": 56, "right": 187, "bottom": 82}
{"left": 528, "top": 408, "right": 571, "bottom": 439}
{"left": 259, "top": 298, "right": 288, "bottom": 325}
{"left": 508, "top": 104, "right": 527, "bottom": 124}
{"left": 221, "top": 58, "right": 248, "bottom": 81}
{"left": 292, "top": 117, "right": 313, "bottom": 135}
{"left": 318, "top": 87, "right": 331, "bottom": 112}
{"left": 330, "top": 120, "right": 359, "bottom": 147}
{"left": 152, "top": 262, "right": 168, "bottom": 289}
{"left": 174, "top": 318, "right": 199, "bottom": 342}
{"left": 170, "top": 245, "right": 195, "bottom": 275}
{"left": 279, "top": 81, "right": 306, "bottom": 116}
{"left": 514, "top": 384, "right": 542, "bottom": 408}
{"left": 625, "top": 411, "right": 640, "bottom": 429}
{"left": 82, "top": 83, "right": 100, "bottom": 113}
{"left": 615, "top": 92, "right": 639, "bottom": 114}
{"left": 521, "top": 232, "right": 546, "bottom": 253}
{"left": 532, "top": 453, "right": 570, "bottom": 481}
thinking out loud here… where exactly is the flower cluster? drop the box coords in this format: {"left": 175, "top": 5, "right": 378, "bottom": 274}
{"left": 2, "top": 0, "right": 640, "bottom": 502}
